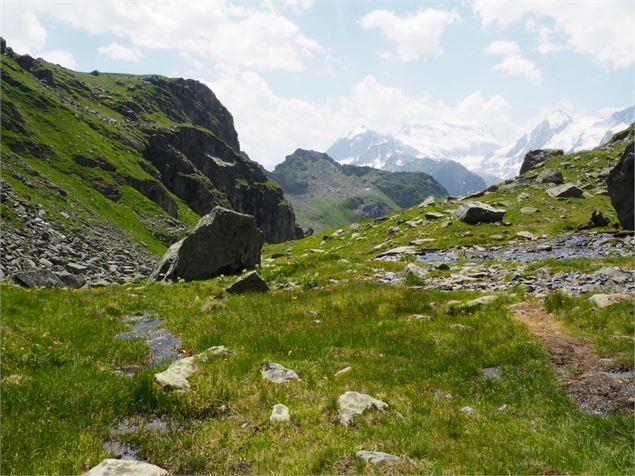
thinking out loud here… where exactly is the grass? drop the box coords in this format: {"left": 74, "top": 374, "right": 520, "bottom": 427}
{"left": 2, "top": 281, "right": 633, "bottom": 475}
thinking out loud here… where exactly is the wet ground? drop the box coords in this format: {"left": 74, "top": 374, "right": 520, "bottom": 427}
{"left": 416, "top": 232, "right": 633, "bottom": 264}
{"left": 115, "top": 311, "right": 182, "bottom": 374}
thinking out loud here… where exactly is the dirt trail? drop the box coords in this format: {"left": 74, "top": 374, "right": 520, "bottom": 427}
{"left": 510, "top": 301, "right": 634, "bottom": 414}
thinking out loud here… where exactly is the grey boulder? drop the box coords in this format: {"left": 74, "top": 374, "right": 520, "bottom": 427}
{"left": 84, "top": 459, "right": 167, "bottom": 476}
{"left": 535, "top": 168, "right": 564, "bottom": 184}
{"left": 607, "top": 143, "right": 634, "bottom": 229}
{"left": 546, "top": 183, "right": 584, "bottom": 198}
{"left": 151, "top": 207, "right": 263, "bottom": 282}
{"left": 454, "top": 201, "right": 506, "bottom": 224}
{"left": 13, "top": 269, "right": 64, "bottom": 288}
{"left": 226, "top": 271, "right": 269, "bottom": 294}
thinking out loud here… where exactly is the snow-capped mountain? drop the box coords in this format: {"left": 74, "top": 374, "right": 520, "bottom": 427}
{"left": 326, "top": 128, "right": 487, "bottom": 195}
{"left": 396, "top": 121, "right": 501, "bottom": 171}
{"left": 482, "top": 106, "right": 635, "bottom": 179}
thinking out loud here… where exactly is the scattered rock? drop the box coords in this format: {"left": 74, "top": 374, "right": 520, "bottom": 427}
{"left": 547, "top": 183, "right": 584, "bottom": 198}
{"left": 225, "top": 271, "right": 269, "bottom": 294}
{"left": 516, "top": 231, "right": 537, "bottom": 240}
{"left": 335, "top": 366, "right": 352, "bottom": 377}
{"left": 520, "top": 207, "right": 538, "bottom": 214}
{"left": 151, "top": 207, "right": 263, "bottom": 282}
{"left": 535, "top": 168, "right": 564, "bottom": 184}
{"left": 84, "top": 459, "right": 167, "bottom": 476}
{"left": 12, "top": 269, "right": 63, "bottom": 288}
{"left": 459, "top": 406, "right": 476, "bottom": 416}
{"left": 356, "top": 451, "right": 400, "bottom": 464}
{"left": 376, "top": 246, "right": 417, "bottom": 259}
{"left": 418, "top": 196, "right": 436, "bottom": 208}
{"left": 401, "top": 263, "right": 427, "bottom": 280}
{"left": 269, "top": 403, "right": 291, "bottom": 423}
{"left": 520, "top": 149, "right": 563, "bottom": 174}
{"left": 459, "top": 295, "right": 497, "bottom": 308}
{"left": 337, "top": 391, "right": 387, "bottom": 426}
{"left": 607, "top": 143, "right": 634, "bottom": 229}
{"left": 588, "top": 293, "right": 631, "bottom": 308}
{"left": 482, "top": 367, "right": 502, "bottom": 380}
{"left": 424, "top": 212, "right": 444, "bottom": 220}
{"left": 589, "top": 209, "right": 609, "bottom": 227}
{"left": 154, "top": 346, "right": 231, "bottom": 391}
{"left": 261, "top": 363, "right": 300, "bottom": 383}
{"left": 454, "top": 201, "right": 506, "bottom": 224}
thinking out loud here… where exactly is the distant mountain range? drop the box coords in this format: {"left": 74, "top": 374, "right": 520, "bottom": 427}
{"left": 269, "top": 149, "right": 447, "bottom": 231}
{"left": 326, "top": 128, "right": 487, "bottom": 195}
{"left": 483, "top": 106, "right": 635, "bottom": 179}
{"left": 327, "top": 105, "right": 634, "bottom": 185}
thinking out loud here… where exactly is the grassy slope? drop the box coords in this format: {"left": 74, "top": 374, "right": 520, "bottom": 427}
{"left": 2, "top": 281, "right": 632, "bottom": 475}
{"left": 2, "top": 136, "right": 634, "bottom": 474}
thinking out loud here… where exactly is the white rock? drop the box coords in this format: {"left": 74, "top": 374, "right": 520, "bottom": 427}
{"left": 269, "top": 403, "right": 291, "bottom": 423}
{"left": 356, "top": 451, "right": 401, "bottom": 464}
{"left": 334, "top": 366, "right": 352, "bottom": 377}
{"left": 261, "top": 363, "right": 300, "bottom": 383}
{"left": 401, "top": 263, "right": 427, "bottom": 280}
{"left": 588, "top": 293, "right": 631, "bottom": 308}
{"left": 154, "top": 345, "right": 232, "bottom": 391}
{"left": 84, "top": 459, "right": 167, "bottom": 476}
{"left": 460, "top": 406, "right": 476, "bottom": 415}
{"left": 337, "top": 391, "right": 387, "bottom": 426}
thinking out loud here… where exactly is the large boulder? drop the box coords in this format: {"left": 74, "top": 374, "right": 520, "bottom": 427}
{"left": 607, "top": 143, "right": 634, "bottom": 229}
{"left": 454, "top": 201, "right": 506, "bottom": 224}
{"left": 535, "top": 168, "right": 564, "bottom": 184}
{"left": 13, "top": 269, "right": 63, "bottom": 288}
{"left": 546, "top": 183, "right": 583, "bottom": 198}
{"left": 226, "top": 271, "right": 269, "bottom": 294}
{"left": 150, "top": 207, "right": 263, "bottom": 282}
{"left": 519, "top": 149, "right": 563, "bottom": 175}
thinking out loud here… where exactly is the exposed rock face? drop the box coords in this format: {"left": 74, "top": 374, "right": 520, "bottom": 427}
{"left": 454, "top": 201, "right": 506, "bottom": 224}
{"left": 607, "top": 142, "right": 634, "bottom": 229}
{"left": 143, "top": 126, "right": 296, "bottom": 243}
{"left": 519, "top": 149, "right": 563, "bottom": 175}
{"left": 151, "top": 207, "right": 263, "bottom": 282}
{"left": 84, "top": 459, "right": 167, "bottom": 476}
{"left": 226, "top": 271, "right": 269, "bottom": 294}
{"left": 535, "top": 168, "right": 564, "bottom": 184}
{"left": 546, "top": 183, "right": 583, "bottom": 198}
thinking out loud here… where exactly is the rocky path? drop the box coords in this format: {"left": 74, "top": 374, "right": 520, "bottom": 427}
{"left": 511, "top": 301, "right": 633, "bottom": 414}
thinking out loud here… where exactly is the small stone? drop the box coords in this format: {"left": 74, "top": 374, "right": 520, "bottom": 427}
{"left": 588, "top": 293, "right": 631, "bottom": 308}
{"left": 337, "top": 391, "right": 387, "bottom": 426}
{"left": 424, "top": 212, "right": 444, "bottom": 220}
{"left": 498, "top": 404, "right": 509, "bottom": 412}
{"left": 520, "top": 207, "right": 538, "bottom": 214}
{"left": 418, "top": 196, "right": 436, "bottom": 208}
{"left": 269, "top": 403, "right": 290, "bottom": 423}
{"left": 436, "top": 263, "right": 450, "bottom": 270}
{"left": 334, "top": 366, "right": 352, "bottom": 377}
{"left": 441, "top": 221, "right": 452, "bottom": 228}
{"left": 454, "top": 201, "right": 506, "bottom": 224}
{"left": 261, "top": 363, "right": 300, "bottom": 383}
{"left": 84, "top": 459, "right": 167, "bottom": 476}
{"left": 356, "top": 451, "right": 400, "bottom": 464}
{"left": 516, "top": 231, "right": 537, "bottom": 240}
{"left": 482, "top": 367, "right": 502, "bottom": 380}
{"left": 411, "top": 314, "right": 433, "bottom": 321}
{"left": 547, "top": 183, "right": 584, "bottom": 198}
{"left": 67, "top": 262, "right": 89, "bottom": 274}
{"left": 154, "top": 346, "right": 231, "bottom": 391}
{"left": 590, "top": 209, "right": 609, "bottom": 227}
{"left": 401, "top": 263, "right": 427, "bottom": 280}
{"left": 460, "top": 295, "right": 497, "bottom": 308}
{"left": 517, "top": 192, "right": 530, "bottom": 200}
{"left": 460, "top": 406, "right": 476, "bottom": 415}
{"left": 226, "top": 271, "right": 269, "bottom": 294}
{"left": 535, "top": 168, "right": 564, "bottom": 184}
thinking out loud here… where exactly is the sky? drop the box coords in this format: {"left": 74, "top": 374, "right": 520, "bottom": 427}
{"left": 2, "top": 0, "right": 634, "bottom": 169}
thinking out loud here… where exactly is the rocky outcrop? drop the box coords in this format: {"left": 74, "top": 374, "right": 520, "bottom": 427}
{"left": 519, "top": 149, "right": 563, "bottom": 175}
{"left": 607, "top": 142, "right": 634, "bottom": 229}
{"left": 143, "top": 126, "right": 296, "bottom": 243}
{"left": 454, "top": 201, "right": 506, "bottom": 224}
{"left": 151, "top": 207, "right": 263, "bottom": 282}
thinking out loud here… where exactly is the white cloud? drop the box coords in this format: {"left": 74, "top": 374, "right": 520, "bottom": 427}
{"left": 484, "top": 40, "right": 519, "bottom": 56}
{"left": 0, "top": 6, "right": 47, "bottom": 54}
{"left": 207, "top": 68, "right": 514, "bottom": 169}
{"left": 280, "top": 0, "right": 314, "bottom": 13}
{"left": 359, "top": 8, "right": 459, "bottom": 61}
{"left": 98, "top": 42, "right": 144, "bottom": 62}
{"left": 35, "top": 49, "right": 76, "bottom": 69}
{"left": 471, "top": 0, "right": 635, "bottom": 69}
{"left": 2, "top": 1, "right": 325, "bottom": 72}
{"left": 492, "top": 54, "right": 543, "bottom": 83}
{"left": 178, "top": 51, "right": 203, "bottom": 70}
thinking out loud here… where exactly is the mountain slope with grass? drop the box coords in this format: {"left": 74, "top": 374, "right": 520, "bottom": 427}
{"left": 269, "top": 149, "right": 447, "bottom": 231}
{"left": 0, "top": 39, "right": 297, "bottom": 284}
